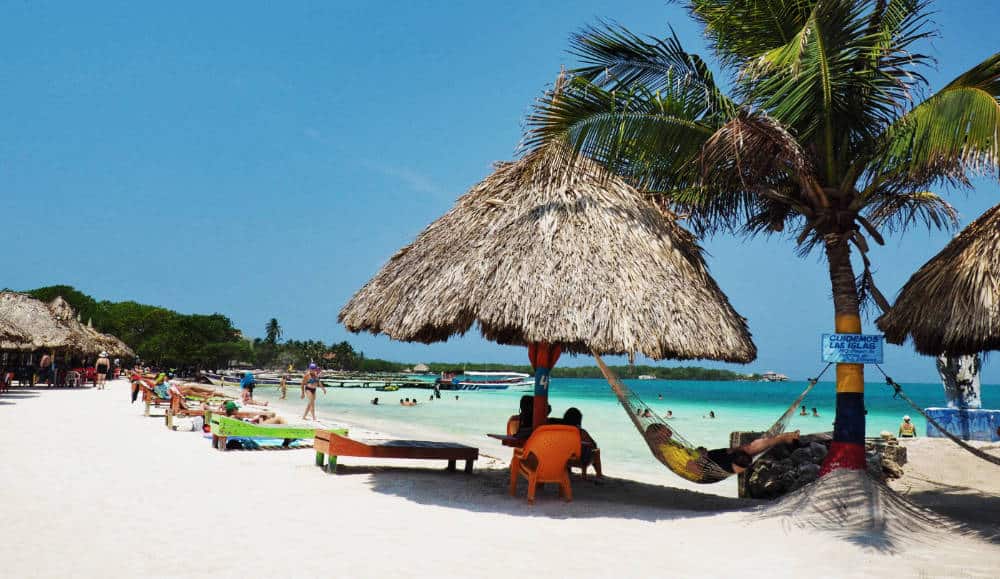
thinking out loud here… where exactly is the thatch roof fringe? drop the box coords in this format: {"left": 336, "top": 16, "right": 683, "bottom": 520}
{"left": 0, "top": 292, "right": 133, "bottom": 357}
{"left": 340, "top": 144, "right": 756, "bottom": 362}
{"left": 877, "top": 203, "right": 1000, "bottom": 355}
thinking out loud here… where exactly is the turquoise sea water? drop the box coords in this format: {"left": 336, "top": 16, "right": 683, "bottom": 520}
{"left": 259, "top": 378, "right": 998, "bottom": 489}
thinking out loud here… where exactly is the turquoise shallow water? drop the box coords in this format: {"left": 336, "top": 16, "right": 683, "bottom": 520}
{"left": 259, "top": 378, "right": 998, "bottom": 487}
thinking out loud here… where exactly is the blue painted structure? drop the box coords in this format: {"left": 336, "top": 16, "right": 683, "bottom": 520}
{"left": 924, "top": 407, "right": 1000, "bottom": 442}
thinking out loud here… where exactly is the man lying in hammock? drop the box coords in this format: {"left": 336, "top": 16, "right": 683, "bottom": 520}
{"left": 645, "top": 423, "right": 800, "bottom": 479}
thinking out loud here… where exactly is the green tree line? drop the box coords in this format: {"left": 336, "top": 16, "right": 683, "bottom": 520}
{"left": 26, "top": 285, "right": 251, "bottom": 369}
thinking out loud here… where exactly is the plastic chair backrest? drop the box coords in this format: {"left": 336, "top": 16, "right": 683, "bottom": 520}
{"left": 506, "top": 415, "right": 520, "bottom": 436}
{"left": 522, "top": 425, "right": 581, "bottom": 478}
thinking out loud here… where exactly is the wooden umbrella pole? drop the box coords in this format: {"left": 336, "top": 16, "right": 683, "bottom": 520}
{"left": 528, "top": 342, "right": 562, "bottom": 429}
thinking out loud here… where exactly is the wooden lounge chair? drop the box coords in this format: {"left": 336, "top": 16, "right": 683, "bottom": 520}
{"left": 209, "top": 414, "right": 320, "bottom": 451}
{"left": 133, "top": 379, "right": 171, "bottom": 416}
{"left": 314, "top": 429, "right": 479, "bottom": 473}
{"left": 509, "top": 424, "right": 581, "bottom": 504}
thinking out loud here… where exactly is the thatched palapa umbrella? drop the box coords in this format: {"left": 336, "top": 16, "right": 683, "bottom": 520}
{"left": 47, "top": 297, "right": 134, "bottom": 358}
{"left": 0, "top": 314, "right": 30, "bottom": 350}
{"left": 877, "top": 203, "right": 1000, "bottom": 355}
{"left": 340, "top": 144, "right": 755, "bottom": 426}
{"left": 0, "top": 292, "right": 77, "bottom": 351}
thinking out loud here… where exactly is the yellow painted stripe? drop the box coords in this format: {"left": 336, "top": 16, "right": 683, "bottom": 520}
{"left": 836, "top": 363, "right": 865, "bottom": 393}
{"left": 834, "top": 313, "right": 864, "bottom": 393}
{"left": 835, "top": 314, "right": 862, "bottom": 333}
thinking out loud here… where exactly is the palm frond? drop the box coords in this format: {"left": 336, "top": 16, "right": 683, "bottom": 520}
{"left": 863, "top": 190, "right": 959, "bottom": 233}
{"left": 525, "top": 76, "right": 722, "bottom": 191}
{"left": 683, "top": 0, "right": 933, "bottom": 186}
{"left": 869, "top": 52, "right": 1000, "bottom": 189}
{"left": 568, "top": 22, "right": 737, "bottom": 120}
{"left": 682, "top": 0, "right": 816, "bottom": 68}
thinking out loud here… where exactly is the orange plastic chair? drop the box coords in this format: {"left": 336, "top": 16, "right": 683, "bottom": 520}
{"left": 509, "top": 425, "right": 581, "bottom": 504}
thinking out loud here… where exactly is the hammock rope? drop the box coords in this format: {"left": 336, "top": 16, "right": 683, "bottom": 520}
{"left": 873, "top": 365, "right": 1000, "bottom": 468}
{"left": 593, "top": 351, "right": 830, "bottom": 484}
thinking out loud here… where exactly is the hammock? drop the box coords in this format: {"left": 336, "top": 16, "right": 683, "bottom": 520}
{"left": 593, "top": 352, "right": 823, "bottom": 484}
{"left": 874, "top": 365, "right": 1000, "bottom": 468}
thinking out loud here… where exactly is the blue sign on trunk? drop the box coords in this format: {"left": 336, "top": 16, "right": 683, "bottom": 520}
{"left": 821, "top": 334, "right": 884, "bottom": 364}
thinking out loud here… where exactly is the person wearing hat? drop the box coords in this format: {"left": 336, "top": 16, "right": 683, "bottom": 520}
{"left": 898, "top": 415, "right": 917, "bottom": 438}
{"left": 221, "top": 399, "right": 283, "bottom": 424}
{"left": 300, "top": 363, "right": 326, "bottom": 421}
{"left": 95, "top": 352, "right": 111, "bottom": 390}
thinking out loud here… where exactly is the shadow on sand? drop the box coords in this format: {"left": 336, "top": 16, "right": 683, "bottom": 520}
{"left": 894, "top": 476, "right": 1000, "bottom": 542}
{"left": 0, "top": 390, "right": 41, "bottom": 405}
{"left": 337, "top": 463, "right": 753, "bottom": 522}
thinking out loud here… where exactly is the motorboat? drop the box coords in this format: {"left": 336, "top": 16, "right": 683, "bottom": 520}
{"left": 435, "top": 371, "right": 533, "bottom": 390}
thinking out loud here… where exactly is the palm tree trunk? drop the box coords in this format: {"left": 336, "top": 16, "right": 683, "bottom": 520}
{"left": 820, "top": 233, "right": 867, "bottom": 474}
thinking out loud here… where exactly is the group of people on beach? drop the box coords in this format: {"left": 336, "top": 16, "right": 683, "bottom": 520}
{"left": 514, "top": 395, "right": 604, "bottom": 479}
{"left": 4, "top": 351, "right": 123, "bottom": 389}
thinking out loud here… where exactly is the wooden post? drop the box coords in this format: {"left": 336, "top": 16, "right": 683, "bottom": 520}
{"left": 731, "top": 431, "right": 763, "bottom": 499}
{"left": 528, "top": 342, "right": 562, "bottom": 430}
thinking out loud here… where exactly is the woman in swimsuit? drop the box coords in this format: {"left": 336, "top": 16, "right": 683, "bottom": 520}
{"left": 95, "top": 352, "right": 110, "bottom": 390}
{"left": 300, "top": 363, "right": 326, "bottom": 420}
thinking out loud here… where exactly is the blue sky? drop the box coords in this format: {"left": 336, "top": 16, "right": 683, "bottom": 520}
{"left": 3, "top": 1, "right": 998, "bottom": 383}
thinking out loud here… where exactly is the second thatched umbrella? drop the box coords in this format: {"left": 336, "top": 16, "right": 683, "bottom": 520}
{"left": 877, "top": 202, "right": 1000, "bottom": 356}
{"left": 341, "top": 144, "right": 755, "bottom": 425}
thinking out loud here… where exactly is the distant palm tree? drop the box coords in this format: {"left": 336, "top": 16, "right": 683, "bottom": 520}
{"left": 529, "top": 0, "right": 999, "bottom": 471}
{"left": 265, "top": 318, "right": 282, "bottom": 345}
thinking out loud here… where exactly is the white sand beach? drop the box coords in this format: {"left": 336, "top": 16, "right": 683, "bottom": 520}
{"left": 2, "top": 380, "right": 999, "bottom": 579}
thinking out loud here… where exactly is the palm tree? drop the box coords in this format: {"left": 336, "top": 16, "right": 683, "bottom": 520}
{"left": 529, "top": 0, "right": 999, "bottom": 472}
{"left": 265, "top": 318, "right": 282, "bottom": 345}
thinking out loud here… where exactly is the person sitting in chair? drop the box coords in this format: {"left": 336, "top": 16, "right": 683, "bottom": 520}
{"left": 898, "top": 415, "right": 917, "bottom": 438}
{"left": 561, "top": 407, "right": 603, "bottom": 479}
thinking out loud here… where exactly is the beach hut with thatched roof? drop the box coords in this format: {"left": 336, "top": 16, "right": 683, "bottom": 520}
{"left": 46, "top": 297, "right": 134, "bottom": 358}
{"left": 0, "top": 314, "right": 30, "bottom": 351}
{"left": 413, "top": 363, "right": 430, "bottom": 373}
{"left": 0, "top": 292, "right": 77, "bottom": 351}
{"left": 340, "top": 144, "right": 755, "bottom": 424}
{"left": 877, "top": 203, "right": 1000, "bottom": 356}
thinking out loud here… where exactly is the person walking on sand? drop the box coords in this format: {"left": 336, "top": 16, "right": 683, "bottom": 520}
{"left": 38, "top": 353, "right": 53, "bottom": 387}
{"left": 95, "top": 352, "right": 111, "bottom": 390}
{"left": 301, "top": 363, "right": 326, "bottom": 420}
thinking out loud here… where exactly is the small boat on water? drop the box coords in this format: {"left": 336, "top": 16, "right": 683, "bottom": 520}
{"left": 375, "top": 384, "right": 400, "bottom": 392}
{"left": 435, "top": 371, "right": 533, "bottom": 391}
{"left": 638, "top": 374, "right": 656, "bottom": 380}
